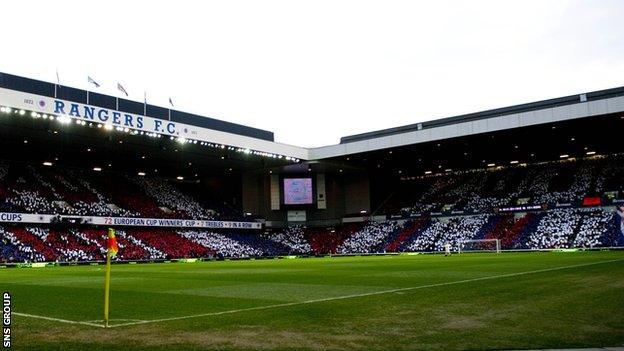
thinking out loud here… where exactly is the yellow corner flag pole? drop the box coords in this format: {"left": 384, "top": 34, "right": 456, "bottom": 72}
{"left": 104, "top": 247, "right": 111, "bottom": 328}
{"left": 104, "top": 228, "right": 115, "bottom": 328}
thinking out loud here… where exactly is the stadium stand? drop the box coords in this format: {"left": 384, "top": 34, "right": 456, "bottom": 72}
{"left": 337, "top": 221, "right": 403, "bottom": 254}
{"left": 305, "top": 223, "right": 363, "bottom": 254}
{"left": 392, "top": 155, "right": 624, "bottom": 215}
{"left": 1, "top": 155, "right": 624, "bottom": 263}
{"left": 0, "top": 161, "right": 219, "bottom": 219}
{"left": 262, "top": 225, "right": 312, "bottom": 255}
{"left": 179, "top": 230, "right": 263, "bottom": 258}
{"left": 127, "top": 229, "right": 214, "bottom": 259}
{"left": 385, "top": 218, "right": 431, "bottom": 252}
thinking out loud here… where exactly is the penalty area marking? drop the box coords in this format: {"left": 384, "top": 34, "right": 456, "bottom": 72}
{"left": 12, "top": 312, "right": 105, "bottom": 328}
{"left": 12, "top": 257, "right": 624, "bottom": 329}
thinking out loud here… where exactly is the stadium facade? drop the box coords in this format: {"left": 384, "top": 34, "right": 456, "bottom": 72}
{"left": 1, "top": 71, "right": 624, "bottom": 262}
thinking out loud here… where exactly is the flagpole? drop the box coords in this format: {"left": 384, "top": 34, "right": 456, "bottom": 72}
{"left": 104, "top": 248, "right": 111, "bottom": 328}
{"left": 168, "top": 97, "right": 174, "bottom": 120}
{"left": 103, "top": 228, "right": 114, "bottom": 328}
{"left": 55, "top": 69, "right": 60, "bottom": 98}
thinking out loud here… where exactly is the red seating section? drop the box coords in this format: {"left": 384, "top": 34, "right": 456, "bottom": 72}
{"left": 128, "top": 230, "right": 215, "bottom": 258}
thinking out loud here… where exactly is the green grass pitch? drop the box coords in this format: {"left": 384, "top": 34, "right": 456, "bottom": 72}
{"left": 2, "top": 251, "right": 624, "bottom": 350}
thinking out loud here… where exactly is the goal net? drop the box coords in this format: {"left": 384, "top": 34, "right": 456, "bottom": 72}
{"left": 458, "top": 239, "right": 501, "bottom": 253}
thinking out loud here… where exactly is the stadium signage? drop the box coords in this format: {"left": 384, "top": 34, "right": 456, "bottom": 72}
{"left": 0, "top": 87, "right": 309, "bottom": 160}
{"left": 0, "top": 212, "right": 262, "bottom": 229}
{"left": 2, "top": 292, "right": 9, "bottom": 349}
{"left": 52, "top": 100, "right": 178, "bottom": 135}
{"left": 496, "top": 205, "right": 544, "bottom": 213}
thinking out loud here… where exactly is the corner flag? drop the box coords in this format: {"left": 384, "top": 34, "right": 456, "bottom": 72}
{"left": 107, "top": 228, "right": 119, "bottom": 257}
{"left": 104, "top": 228, "right": 118, "bottom": 327}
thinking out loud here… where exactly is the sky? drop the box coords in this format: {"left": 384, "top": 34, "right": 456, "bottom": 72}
{"left": 1, "top": 0, "right": 623, "bottom": 147}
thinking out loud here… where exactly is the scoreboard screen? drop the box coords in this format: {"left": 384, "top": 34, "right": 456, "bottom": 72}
{"left": 283, "top": 178, "right": 314, "bottom": 205}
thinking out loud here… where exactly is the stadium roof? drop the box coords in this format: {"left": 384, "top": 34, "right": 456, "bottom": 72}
{"left": 0, "top": 72, "right": 275, "bottom": 141}
{"left": 340, "top": 86, "right": 624, "bottom": 144}
{"left": 309, "top": 85, "right": 624, "bottom": 160}
{"left": 1, "top": 72, "right": 623, "bottom": 167}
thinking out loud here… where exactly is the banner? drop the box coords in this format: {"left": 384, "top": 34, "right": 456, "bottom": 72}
{"left": 496, "top": 205, "right": 544, "bottom": 213}
{"left": 287, "top": 210, "right": 306, "bottom": 222}
{"left": 0, "top": 212, "right": 262, "bottom": 229}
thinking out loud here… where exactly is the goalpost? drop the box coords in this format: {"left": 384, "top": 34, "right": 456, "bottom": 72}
{"left": 458, "top": 239, "right": 501, "bottom": 253}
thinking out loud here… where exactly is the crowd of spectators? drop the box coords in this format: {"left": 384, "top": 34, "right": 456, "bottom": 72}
{"left": 128, "top": 229, "right": 214, "bottom": 259}
{"left": 337, "top": 221, "right": 403, "bottom": 254}
{"left": 70, "top": 174, "right": 136, "bottom": 217}
{"left": 384, "top": 219, "right": 429, "bottom": 252}
{"left": 263, "top": 226, "right": 312, "bottom": 255}
{"left": 111, "top": 230, "right": 167, "bottom": 260}
{"left": 573, "top": 210, "right": 614, "bottom": 248}
{"left": 403, "top": 215, "right": 491, "bottom": 252}
{"left": 133, "top": 177, "right": 215, "bottom": 220}
{"left": 21, "top": 227, "right": 95, "bottom": 262}
{"left": 179, "top": 230, "right": 263, "bottom": 258}
{"left": 391, "top": 155, "right": 622, "bottom": 215}
{"left": 1, "top": 154, "right": 624, "bottom": 262}
{"left": 0, "top": 227, "right": 45, "bottom": 262}
{"left": 0, "top": 162, "right": 222, "bottom": 219}
{"left": 304, "top": 224, "right": 362, "bottom": 254}
{"left": 1, "top": 205, "right": 623, "bottom": 263}
{"left": 528, "top": 209, "right": 579, "bottom": 249}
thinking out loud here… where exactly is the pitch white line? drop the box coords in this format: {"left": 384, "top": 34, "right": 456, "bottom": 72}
{"left": 84, "top": 319, "right": 147, "bottom": 323}
{"left": 12, "top": 312, "right": 105, "bottom": 328}
{"left": 107, "top": 257, "right": 624, "bottom": 328}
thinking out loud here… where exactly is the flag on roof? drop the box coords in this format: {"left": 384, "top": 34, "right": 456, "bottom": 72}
{"left": 117, "top": 82, "right": 129, "bottom": 96}
{"left": 87, "top": 76, "right": 101, "bottom": 88}
{"left": 168, "top": 97, "right": 174, "bottom": 107}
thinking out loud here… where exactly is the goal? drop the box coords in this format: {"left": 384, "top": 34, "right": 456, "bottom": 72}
{"left": 458, "top": 239, "right": 501, "bottom": 253}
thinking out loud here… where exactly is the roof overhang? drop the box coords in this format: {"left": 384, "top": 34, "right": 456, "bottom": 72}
{"left": 308, "top": 91, "right": 624, "bottom": 160}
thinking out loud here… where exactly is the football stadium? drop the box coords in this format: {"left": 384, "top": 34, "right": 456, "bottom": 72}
{"left": 0, "top": 70, "right": 623, "bottom": 350}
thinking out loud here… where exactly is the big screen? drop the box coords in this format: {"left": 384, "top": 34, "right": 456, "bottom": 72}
{"left": 283, "top": 178, "right": 313, "bottom": 205}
